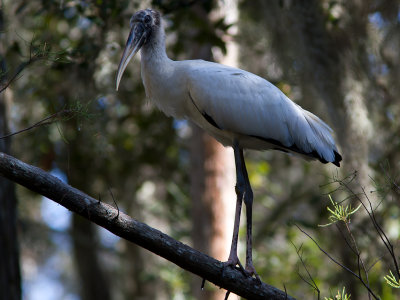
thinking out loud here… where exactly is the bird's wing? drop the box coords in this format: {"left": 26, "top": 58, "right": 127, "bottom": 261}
{"left": 184, "top": 60, "right": 339, "bottom": 164}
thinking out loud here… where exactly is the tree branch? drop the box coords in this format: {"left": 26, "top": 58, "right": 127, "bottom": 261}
{"left": 0, "top": 152, "right": 295, "bottom": 300}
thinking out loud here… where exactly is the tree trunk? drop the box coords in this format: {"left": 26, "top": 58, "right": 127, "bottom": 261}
{"left": 63, "top": 16, "right": 112, "bottom": 297}
{"left": 65, "top": 109, "right": 111, "bottom": 300}
{"left": 0, "top": 6, "right": 21, "bottom": 300}
{"left": 123, "top": 194, "right": 158, "bottom": 300}
{"left": 71, "top": 215, "right": 111, "bottom": 300}
{"left": 191, "top": 126, "right": 235, "bottom": 299}
{"left": 189, "top": 3, "right": 236, "bottom": 299}
{"left": 0, "top": 93, "right": 21, "bottom": 300}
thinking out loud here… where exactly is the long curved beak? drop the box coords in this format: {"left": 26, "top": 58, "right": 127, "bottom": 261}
{"left": 116, "top": 22, "right": 149, "bottom": 91}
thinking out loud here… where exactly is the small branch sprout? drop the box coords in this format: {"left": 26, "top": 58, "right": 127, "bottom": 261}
{"left": 319, "top": 195, "right": 361, "bottom": 227}
{"left": 324, "top": 287, "right": 351, "bottom": 300}
{"left": 384, "top": 270, "right": 400, "bottom": 288}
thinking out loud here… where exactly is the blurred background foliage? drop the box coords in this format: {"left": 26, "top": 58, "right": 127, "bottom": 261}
{"left": 1, "top": 0, "right": 400, "bottom": 299}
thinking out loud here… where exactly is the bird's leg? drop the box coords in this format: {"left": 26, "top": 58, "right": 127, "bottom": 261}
{"left": 240, "top": 149, "right": 260, "bottom": 280}
{"left": 225, "top": 184, "right": 244, "bottom": 269}
{"left": 224, "top": 141, "right": 246, "bottom": 273}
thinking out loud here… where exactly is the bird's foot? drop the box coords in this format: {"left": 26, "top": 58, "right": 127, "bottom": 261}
{"left": 222, "top": 256, "right": 247, "bottom": 276}
{"left": 223, "top": 258, "right": 262, "bottom": 283}
{"left": 245, "top": 263, "right": 261, "bottom": 283}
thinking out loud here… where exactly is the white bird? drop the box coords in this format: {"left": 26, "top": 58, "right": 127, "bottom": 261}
{"left": 116, "top": 9, "right": 342, "bottom": 278}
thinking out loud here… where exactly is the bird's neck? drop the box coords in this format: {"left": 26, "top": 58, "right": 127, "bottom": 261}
{"left": 139, "top": 23, "right": 175, "bottom": 110}
{"left": 140, "top": 25, "right": 169, "bottom": 65}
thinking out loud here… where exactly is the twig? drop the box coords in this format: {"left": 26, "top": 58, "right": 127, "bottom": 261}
{"left": 201, "top": 278, "right": 205, "bottom": 290}
{"left": 224, "top": 290, "right": 231, "bottom": 300}
{"left": 1, "top": 36, "right": 68, "bottom": 93}
{"left": 0, "top": 109, "right": 72, "bottom": 139}
{"left": 339, "top": 179, "right": 400, "bottom": 278}
{"left": 290, "top": 241, "right": 320, "bottom": 298}
{"left": 295, "top": 224, "right": 379, "bottom": 299}
{"left": 380, "top": 163, "right": 400, "bottom": 194}
{"left": 108, "top": 187, "right": 119, "bottom": 219}
{"left": 0, "top": 61, "right": 28, "bottom": 93}
{"left": 0, "top": 44, "right": 45, "bottom": 93}
{"left": 343, "top": 220, "right": 371, "bottom": 300}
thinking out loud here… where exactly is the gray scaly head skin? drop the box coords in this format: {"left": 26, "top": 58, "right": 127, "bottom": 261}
{"left": 116, "top": 9, "right": 161, "bottom": 90}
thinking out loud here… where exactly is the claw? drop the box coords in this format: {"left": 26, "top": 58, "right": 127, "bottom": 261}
{"left": 245, "top": 263, "right": 261, "bottom": 283}
{"left": 222, "top": 257, "right": 261, "bottom": 283}
{"left": 223, "top": 256, "right": 247, "bottom": 275}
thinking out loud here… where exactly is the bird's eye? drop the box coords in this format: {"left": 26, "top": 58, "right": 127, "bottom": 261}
{"left": 144, "top": 15, "right": 151, "bottom": 24}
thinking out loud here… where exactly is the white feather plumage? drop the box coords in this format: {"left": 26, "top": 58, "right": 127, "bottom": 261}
{"left": 130, "top": 10, "right": 341, "bottom": 166}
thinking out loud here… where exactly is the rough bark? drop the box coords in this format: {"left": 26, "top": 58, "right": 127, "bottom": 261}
{"left": 0, "top": 152, "right": 295, "bottom": 300}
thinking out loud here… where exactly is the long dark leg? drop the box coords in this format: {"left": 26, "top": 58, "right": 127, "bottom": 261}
{"left": 239, "top": 150, "right": 259, "bottom": 279}
{"left": 225, "top": 142, "right": 259, "bottom": 279}
{"left": 226, "top": 186, "right": 244, "bottom": 269}
{"left": 225, "top": 141, "right": 246, "bottom": 272}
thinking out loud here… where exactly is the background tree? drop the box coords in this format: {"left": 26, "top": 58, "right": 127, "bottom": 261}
{"left": 0, "top": 6, "right": 21, "bottom": 299}
{"left": 173, "top": 2, "right": 236, "bottom": 299}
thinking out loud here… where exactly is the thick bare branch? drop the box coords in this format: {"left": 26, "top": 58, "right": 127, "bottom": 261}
{"left": 0, "top": 152, "right": 295, "bottom": 300}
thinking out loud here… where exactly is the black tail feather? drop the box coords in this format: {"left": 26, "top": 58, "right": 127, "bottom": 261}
{"left": 332, "top": 150, "right": 342, "bottom": 167}
{"left": 251, "top": 134, "right": 342, "bottom": 167}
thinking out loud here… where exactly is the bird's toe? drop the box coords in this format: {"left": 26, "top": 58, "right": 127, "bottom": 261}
{"left": 245, "top": 264, "right": 261, "bottom": 283}
{"left": 222, "top": 257, "right": 247, "bottom": 276}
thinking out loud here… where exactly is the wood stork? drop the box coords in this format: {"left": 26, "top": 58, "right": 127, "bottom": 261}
{"left": 116, "top": 9, "right": 342, "bottom": 278}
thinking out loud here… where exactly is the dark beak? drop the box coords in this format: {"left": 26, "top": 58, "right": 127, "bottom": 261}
{"left": 116, "top": 22, "right": 149, "bottom": 91}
